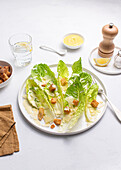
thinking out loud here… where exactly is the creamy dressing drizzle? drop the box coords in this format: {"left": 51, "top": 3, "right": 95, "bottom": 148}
{"left": 86, "top": 101, "right": 104, "bottom": 122}
{"left": 23, "top": 98, "right": 53, "bottom": 127}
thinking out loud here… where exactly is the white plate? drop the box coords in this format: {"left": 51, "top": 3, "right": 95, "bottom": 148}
{"left": 89, "top": 47, "right": 121, "bottom": 75}
{"left": 63, "top": 33, "right": 84, "bottom": 49}
{"left": 18, "top": 64, "right": 107, "bottom": 135}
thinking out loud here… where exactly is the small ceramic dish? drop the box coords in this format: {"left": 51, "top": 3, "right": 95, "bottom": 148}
{"left": 0, "top": 60, "right": 13, "bottom": 88}
{"left": 63, "top": 33, "right": 84, "bottom": 49}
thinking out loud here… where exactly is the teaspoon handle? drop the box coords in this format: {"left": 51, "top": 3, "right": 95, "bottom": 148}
{"left": 39, "top": 45, "right": 63, "bottom": 56}
{"left": 39, "top": 45, "right": 56, "bottom": 52}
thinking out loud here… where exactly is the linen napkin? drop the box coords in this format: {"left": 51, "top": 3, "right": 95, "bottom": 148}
{"left": 0, "top": 105, "right": 19, "bottom": 156}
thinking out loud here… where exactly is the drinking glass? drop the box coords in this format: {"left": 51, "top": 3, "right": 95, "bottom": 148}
{"left": 8, "top": 33, "right": 32, "bottom": 67}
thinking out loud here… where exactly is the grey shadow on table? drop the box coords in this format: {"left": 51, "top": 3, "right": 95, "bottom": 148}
{"left": 60, "top": 44, "right": 83, "bottom": 53}
{"left": 0, "top": 85, "right": 8, "bottom": 91}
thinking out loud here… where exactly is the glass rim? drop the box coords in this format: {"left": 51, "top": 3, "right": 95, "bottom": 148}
{"left": 8, "top": 33, "right": 32, "bottom": 46}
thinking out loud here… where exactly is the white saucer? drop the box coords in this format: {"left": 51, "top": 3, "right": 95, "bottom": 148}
{"left": 89, "top": 47, "right": 121, "bottom": 75}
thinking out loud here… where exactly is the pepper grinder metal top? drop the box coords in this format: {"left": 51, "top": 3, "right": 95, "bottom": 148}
{"left": 98, "top": 23, "right": 118, "bottom": 58}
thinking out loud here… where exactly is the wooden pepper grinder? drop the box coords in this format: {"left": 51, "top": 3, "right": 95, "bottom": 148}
{"left": 98, "top": 23, "right": 118, "bottom": 58}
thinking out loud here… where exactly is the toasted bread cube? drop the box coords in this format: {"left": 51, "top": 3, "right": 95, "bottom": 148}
{"left": 0, "top": 79, "right": 2, "bottom": 83}
{"left": 1, "top": 67, "right": 7, "bottom": 74}
{"left": 64, "top": 106, "right": 70, "bottom": 114}
{"left": 50, "top": 124, "right": 55, "bottom": 129}
{"left": 0, "top": 66, "right": 2, "bottom": 69}
{"left": 53, "top": 119, "right": 61, "bottom": 126}
{"left": 49, "top": 84, "right": 56, "bottom": 92}
{"left": 91, "top": 100, "right": 99, "bottom": 108}
{"left": 3, "top": 66, "right": 9, "bottom": 71}
{"left": 41, "top": 83, "right": 46, "bottom": 87}
{"left": 0, "top": 66, "right": 10, "bottom": 81}
{"left": 51, "top": 98, "right": 57, "bottom": 104}
{"left": 6, "top": 71, "right": 11, "bottom": 77}
{"left": 0, "top": 67, "right": 7, "bottom": 76}
{"left": 0, "top": 68, "right": 4, "bottom": 75}
{"left": 73, "top": 99, "right": 79, "bottom": 106}
{"left": 61, "top": 78, "right": 67, "bottom": 86}
{"left": 1, "top": 73, "right": 8, "bottom": 81}
{"left": 38, "top": 108, "right": 44, "bottom": 121}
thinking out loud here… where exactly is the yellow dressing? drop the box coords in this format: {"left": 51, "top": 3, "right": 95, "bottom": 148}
{"left": 64, "top": 34, "right": 84, "bottom": 46}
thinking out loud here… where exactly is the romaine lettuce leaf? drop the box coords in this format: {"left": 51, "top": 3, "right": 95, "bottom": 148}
{"left": 67, "top": 91, "right": 85, "bottom": 129}
{"left": 26, "top": 79, "right": 53, "bottom": 110}
{"left": 61, "top": 77, "right": 85, "bottom": 130}
{"left": 79, "top": 72, "right": 92, "bottom": 93}
{"left": 57, "top": 60, "right": 69, "bottom": 111}
{"left": 68, "top": 57, "right": 82, "bottom": 86}
{"left": 31, "top": 63, "right": 57, "bottom": 85}
{"left": 57, "top": 60, "right": 69, "bottom": 79}
{"left": 86, "top": 83, "right": 99, "bottom": 102}
{"left": 57, "top": 60, "right": 69, "bottom": 93}
{"left": 26, "top": 78, "right": 40, "bottom": 108}
{"left": 72, "top": 57, "right": 82, "bottom": 75}
{"left": 31, "top": 63, "right": 63, "bottom": 117}
{"left": 64, "top": 76, "right": 81, "bottom": 100}
{"left": 85, "top": 83, "right": 99, "bottom": 122}
{"left": 26, "top": 79, "right": 54, "bottom": 123}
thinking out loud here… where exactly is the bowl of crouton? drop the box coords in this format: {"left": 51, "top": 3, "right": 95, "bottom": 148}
{"left": 0, "top": 60, "right": 13, "bottom": 88}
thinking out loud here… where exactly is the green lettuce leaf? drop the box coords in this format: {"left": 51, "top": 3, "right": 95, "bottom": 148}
{"left": 85, "top": 83, "right": 99, "bottom": 122}
{"left": 57, "top": 60, "right": 69, "bottom": 79}
{"left": 64, "top": 76, "right": 81, "bottom": 99}
{"left": 26, "top": 78, "right": 39, "bottom": 108}
{"left": 26, "top": 78, "right": 54, "bottom": 123}
{"left": 79, "top": 72, "right": 92, "bottom": 93}
{"left": 68, "top": 57, "right": 82, "bottom": 86}
{"left": 86, "top": 83, "right": 99, "bottom": 102}
{"left": 72, "top": 57, "right": 82, "bottom": 75}
{"left": 67, "top": 91, "right": 85, "bottom": 130}
{"left": 31, "top": 63, "right": 57, "bottom": 85}
{"left": 57, "top": 60, "right": 69, "bottom": 111}
{"left": 61, "top": 77, "right": 85, "bottom": 130}
{"left": 31, "top": 63, "right": 63, "bottom": 117}
{"left": 26, "top": 79, "right": 53, "bottom": 110}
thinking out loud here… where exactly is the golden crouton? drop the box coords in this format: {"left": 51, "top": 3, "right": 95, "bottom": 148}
{"left": 61, "top": 78, "right": 67, "bottom": 86}
{"left": 91, "top": 100, "right": 99, "bottom": 108}
{"left": 38, "top": 108, "right": 44, "bottom": 121}
{"left": 64, "top": 106, "right": 70, "bottom": 114}
{"left": 73, "top": 99, "right": 79, "bottom": 106}
{"left": 41, "top": 83, "right": 46, "bottom": 87}
{"left": 51, "top": 98, "right": 57, "bottom": 104}
{"left": 3, "top": 66, "right": 9, "bottom": 71}
{"left": 0, "top": 66, "right": 11, "bottom": 83}
{"left": 50, "top": 124, "right": 55, "bottom": 129}
{"left": 0, "top": 79, "right": 3, "bottom": 84}
{"left": 49, "top": 84, "right": 56, "bottom": 92}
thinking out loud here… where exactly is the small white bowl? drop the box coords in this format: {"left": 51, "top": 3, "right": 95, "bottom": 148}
{"left": 0, "top": 60, "right": 13, "bottom": 88}
{"left": 63, "top": 33, "right": 84, "bottom": 49}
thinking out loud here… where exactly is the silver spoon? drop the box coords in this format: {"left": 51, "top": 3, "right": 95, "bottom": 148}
{"left": 93, "top": 78, "right": 121, "bottom": 122}
{"left": 39, "top": 45, "right": 67, "bottom": 56}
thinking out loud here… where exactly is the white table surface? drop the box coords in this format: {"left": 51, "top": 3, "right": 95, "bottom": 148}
{"left": 0, "top": 0, "right": 121, "bottom": 169}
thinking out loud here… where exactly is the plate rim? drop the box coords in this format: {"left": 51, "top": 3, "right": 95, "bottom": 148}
{"left": 18, "top": 64, "right": 107, "bottom": 136}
